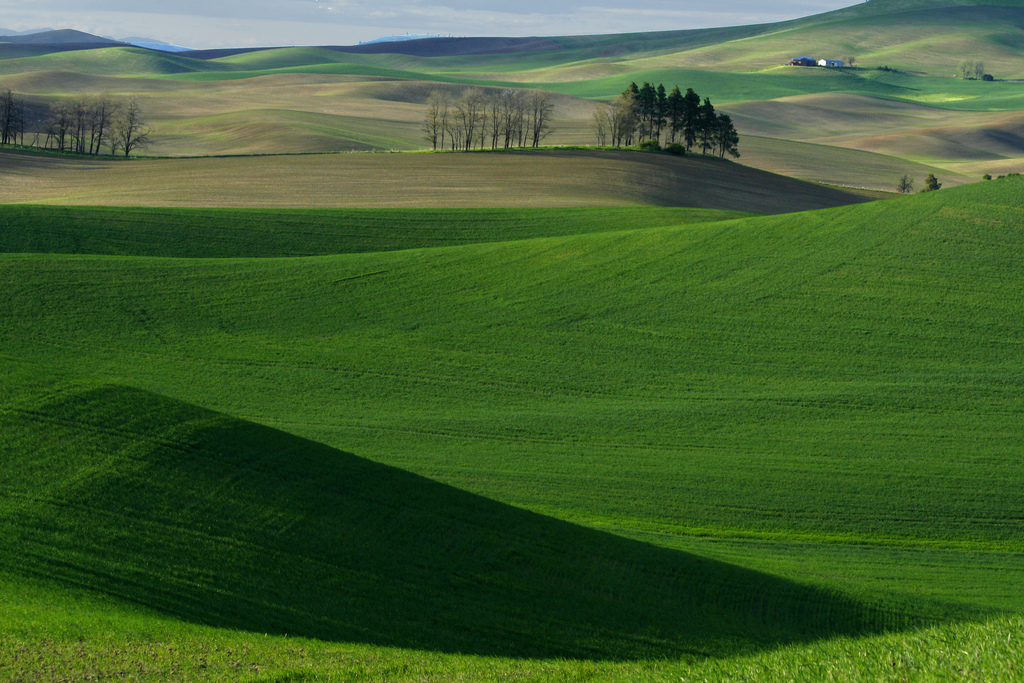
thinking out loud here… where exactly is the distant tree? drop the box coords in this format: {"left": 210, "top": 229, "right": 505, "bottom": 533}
{"left": 526, "top": 90, "right": 554, "bottom": 148}
{"left": 453, "top": 88, "right": 485, "bottom": 151}
{"left": 488, "top": 90, "right": 504, "bottom": 149}
{"left": 896, "top": 174, "right": 914, "bottom": 194}
{"left": 591, "top": 104, "right": 611, "bottom": 145}
{"left": 665, "top": 85, "right": 684, "bottom": 143}
{"left": 982, "top": 73, "right": 994, "bottom": 82}
{"left": 957, "top": 60, "right": 985, "bottom": 80}
{"left": 921, "top": 173, "right": 941, "bottom": 192}
{"left": 45, "top": 100, "right": 74, "bottom": 151}
{"left": 654, "top": 83, "right": 668, "bottom": 142}
{"left": 714, "top": 113, "right": 740, "bottom": 158}
{"left": 845, "top": 56, "right": 856, "bottom": 67}
{"left": 982, "top": 173, "right": 992, "bottom": 180}
{"left": 499, "top": 89, "right": 527, "bottom": 149}
{"left": 681, "top": 87, "right": 701, "bottom": 151}
{"left": 0, "top": 88, "right": 25, "bottom": 145}
{"left": 88, "top": 95, "right": 118, "bottom": 155}
{"left": 610, "top": 90, "right": 637, "bottom": 146}
{"left": 635, "top": 82, "right": 656, "bottom": 143}
{"left": 111, "top": 97, "right": 150, "bottom": 157}
{"left": 697, "top": 97, "right": 716, "bottom": 154}
{"left": 423, "top": 89, "right": 446, "bottom": 150}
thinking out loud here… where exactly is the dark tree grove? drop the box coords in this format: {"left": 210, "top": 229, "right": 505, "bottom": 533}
{"left": 593, "top": 82, "right": 739, "bottom": 157}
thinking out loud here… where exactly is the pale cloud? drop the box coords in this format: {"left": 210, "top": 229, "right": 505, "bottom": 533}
{"left": 0, "top": 0, "right": 856, "bottom": 48}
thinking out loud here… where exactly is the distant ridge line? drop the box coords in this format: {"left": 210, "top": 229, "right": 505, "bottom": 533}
{"left": 183, "top": 36, "right": 567, "bottom": 60}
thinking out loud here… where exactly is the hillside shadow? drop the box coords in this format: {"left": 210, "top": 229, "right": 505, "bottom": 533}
{"left": 1, "top": 385, "right": 929, "bottom": 661}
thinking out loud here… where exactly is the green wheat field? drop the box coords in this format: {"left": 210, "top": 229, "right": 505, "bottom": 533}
{"left": 3, "top": 0, "right": 1024, "bottom": 680}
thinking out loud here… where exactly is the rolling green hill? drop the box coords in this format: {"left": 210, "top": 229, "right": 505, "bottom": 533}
{"left": 2, "top": 170, "right": 1024, "bottom": 679}
{"left": 0, "top": 376, "right": 910, "bottom": 660}
{"left": 3, "top": 3, "right": 1024, "bottom": 678}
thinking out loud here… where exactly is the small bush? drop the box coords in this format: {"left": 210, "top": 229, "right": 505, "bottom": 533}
{"left": 638, "top": 140, "right": 661, "bottom": 152}
{"left": 983, "top": 174, "right": 992, "bottom": 181}
{"left": 982, "top": 74, "right": 994, "bottom": 82}
{"left": 921, "top": 173, "right": 942, "bottom": 192}
{"left": 664, "top": 143, "right": 685, "bottom": 156}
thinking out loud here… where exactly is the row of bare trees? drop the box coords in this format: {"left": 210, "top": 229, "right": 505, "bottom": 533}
{"left": 591, "top": 81, "right": 739, "bottom": 158}
{"left": 424, "top": 87, "right": 554, "bottom": 151}
{"left": 0, "top": 88, "right": 150, "bottom": 157}
{"left": 44, "top": 95, "right": 150, "bottom": 157}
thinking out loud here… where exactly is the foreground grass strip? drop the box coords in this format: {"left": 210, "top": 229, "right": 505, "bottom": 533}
{"left": 0, "top": 572, "right": 1020, "bottom": 682}
{"left": 0, "top": 205, "right": 750, "bottom": 257}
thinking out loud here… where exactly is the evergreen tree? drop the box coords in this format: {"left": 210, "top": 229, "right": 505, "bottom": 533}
{"left": 714, "top": 113, "right": 740, "bottom": 158}
{"left": 698, "top": 97, "right": 716, "bottom": 154}
{"left": 637, "top": 82, "right": 656, "bottom": 142}
{"left": 682, "top": 88, "right": 701, "bottom": 151}
{"left": 666, "top": 86, "right": 684, "bottom": 143}
{"left": 654, "top": 83, "right": 668, "bottom": 142}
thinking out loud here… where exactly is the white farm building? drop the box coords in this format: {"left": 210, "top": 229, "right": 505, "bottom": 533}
{"left": 818, "top": 59, "right": 844, "bottom": 67}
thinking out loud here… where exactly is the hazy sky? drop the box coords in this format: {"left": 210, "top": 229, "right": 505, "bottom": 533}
{"left": 1, "top": 0, "right": 856, "bottom": 48}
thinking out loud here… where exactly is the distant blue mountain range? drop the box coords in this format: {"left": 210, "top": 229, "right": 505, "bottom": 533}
{"left": 359, "top": 33, "right": 457, "bottom": 45}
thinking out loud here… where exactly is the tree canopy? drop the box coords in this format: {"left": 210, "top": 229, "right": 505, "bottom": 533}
{"left": 593, "top": 82, "right": 739, "bottom": 158}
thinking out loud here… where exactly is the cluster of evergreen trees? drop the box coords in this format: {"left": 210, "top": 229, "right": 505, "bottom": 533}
{"left": 593, "top": 82, "right": 739, "bottom": 158}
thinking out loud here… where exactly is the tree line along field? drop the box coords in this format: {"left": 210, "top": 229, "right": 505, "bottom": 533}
{"left": 2, "top": 0, "right": 1024, "bottom": 189}
{"left": 2, "top": 177, "right": 1024, "bottom": 680}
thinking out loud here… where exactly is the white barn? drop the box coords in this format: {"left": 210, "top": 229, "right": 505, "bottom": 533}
{"left": 818, "top": 59, "right": 844, "bottom": 68}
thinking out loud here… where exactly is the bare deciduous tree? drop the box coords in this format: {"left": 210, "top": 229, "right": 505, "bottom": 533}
{"left": 423, "top": 89, "right": 446, "bottom": 150}
{"left": 526, "top": 90, "right": 554, "bottom": 148}
{"left": 112, "top": 97, "right": 150, "bottom": 157}
{"left": 0, "top": 88, "right": 25, "bottom": 145}
{"left": 591, "top": 104, "right": 611, "bottom": 145}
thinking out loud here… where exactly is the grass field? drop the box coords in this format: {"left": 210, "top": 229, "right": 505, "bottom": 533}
{"left": 4, "top": 1, "right": 1024, "bottom": 677}
{"left": 3, "top": 177, "right": 1024, "bottom": 678}
{"left": 0, "top": 204, "right": 750, "bottom": 256}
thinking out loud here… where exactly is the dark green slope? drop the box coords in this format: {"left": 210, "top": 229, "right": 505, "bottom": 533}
{"left": 0, "top": 380, "right": 908, "bottom": 660}
{"left": 0, "top": 205, "right": 748, "bottom": 258}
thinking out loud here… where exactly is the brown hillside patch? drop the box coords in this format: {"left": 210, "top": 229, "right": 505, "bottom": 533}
{"left": 0, "top": 149, "right": 869, "bottom": 213}
{"left": 853, "top": 116, "right": 1024, "bottom": 162}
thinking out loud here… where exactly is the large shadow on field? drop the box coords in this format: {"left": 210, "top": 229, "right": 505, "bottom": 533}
{"left": 1, "top": 385, "right": 920, "bottom": 660}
